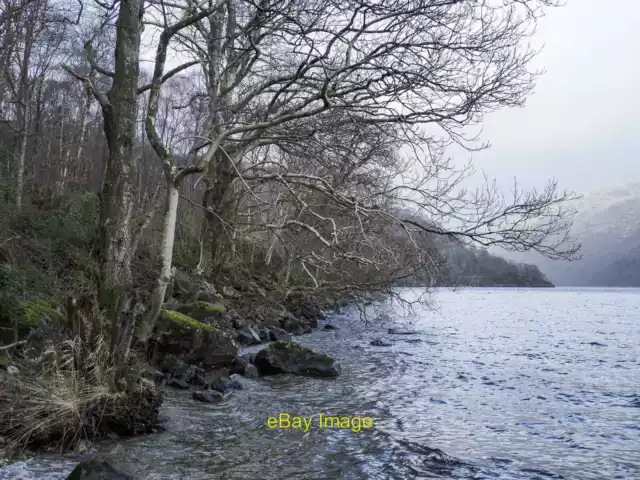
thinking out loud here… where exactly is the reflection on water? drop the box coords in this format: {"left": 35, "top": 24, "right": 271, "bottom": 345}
{"left": 2, "top": 287, "right": 639, "bottom": 479}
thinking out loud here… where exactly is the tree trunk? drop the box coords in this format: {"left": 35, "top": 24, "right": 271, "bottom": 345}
{"left": 14, "top": 13, "right": 35, "bottom": 212}
{"left": 137, "top": 180, "right": 179, "bottom": 342}
{"left": 98, "top": 0, "right": 144, "bottom": 362}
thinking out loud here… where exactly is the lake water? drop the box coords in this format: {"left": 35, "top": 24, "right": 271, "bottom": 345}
{"left": 2, "top": 287, "right": 639, "bottom": 479}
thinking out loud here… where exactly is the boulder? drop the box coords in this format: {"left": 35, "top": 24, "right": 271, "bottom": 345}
{"left": 254, "top": 341, "right": 341, "bottom": 378}
{"left": 281, "top": 316, "right": 310, "bottom": 335}
{"left": 192, "top": 391, "right": 224, "bottom": 403}
{"left": 177, "top": 302, "right": 226, "bottom": 321}
{"left": 370, "top": 338, "right": 393, "bottom": 347}
{"left": 207, "top": 376, "right": 234, "bottom": 394}
{"left": 243, "top": 364, "right": 260, "bottom": 379}
{"left": 259, "top": 308, "right": 285, "bottom": 329}
{"left": 269, "top": 327, "right": 291, "bottom": 342}
{"left": 172, "top": 269, "right": 197, "bottom": 300}
{"left": 237, "top": 328, "right": 261, "bottom": 346}
{"left": 167, "top": 378, "right": 189, "bottom": 390}
{"left": 65, "top": 458, "right": 133, "bottom": 480}
{"left": 155, "top": 310, "right": 238, "bottom": 369}
{"left": 258, "top": 328, "right": 271, "bottom": 342}
{"left": 230, "top": 355, "right": 249, "bottom": 374}
{"left": 324, "top": 324, "right": 338, "bottom": 330}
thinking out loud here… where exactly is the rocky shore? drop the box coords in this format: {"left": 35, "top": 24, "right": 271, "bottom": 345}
{"left": 0, "top": 270, "right": 357, "bottom": 475}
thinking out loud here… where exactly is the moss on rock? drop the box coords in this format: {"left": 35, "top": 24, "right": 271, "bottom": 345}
{"left": 160, "top": 309, "right": 218, "bottom": 332}
{"left": 176, "top": 301, "right": 226, "bottom": 321}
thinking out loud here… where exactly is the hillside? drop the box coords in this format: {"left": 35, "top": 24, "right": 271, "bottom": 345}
{"left": 498, "top": 181, "right": 640, "bottom": 286}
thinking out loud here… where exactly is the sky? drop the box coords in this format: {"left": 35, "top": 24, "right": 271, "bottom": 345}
{"left": 459, "top": 0, "right": 640, "bottom": 198}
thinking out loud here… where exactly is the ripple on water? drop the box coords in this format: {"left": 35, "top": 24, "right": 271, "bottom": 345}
{"left": 1, "top": 287, "right": 640, "bottom": 479}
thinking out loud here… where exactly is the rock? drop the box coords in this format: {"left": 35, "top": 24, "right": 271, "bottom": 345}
{"left": 243, "top": 364, "right": 259, "bottom": 379}
{"left": 269, "top": 327, "right": 291, "bottom": 342}
{"left": 222, "top": 286, "right": 241, "bottom": 299}
{"left": 195, "top": 290, "right": 217, "bottom": 303}
{"left": 177, "top": 301, "right": 226, "bottom": 321}
{"left": 156, "top": 310, "right": 238, "bottom": 369}
{"left": 140, "top": 365, "right": 165, "bottom": 385}
{"left": 208, "top": 376, "right": 234, "bottom": 394}
{"left": 192, "top": 391, "right": 224, "bottom": 403}
{"left": 202, "top": 368, "right": 230, "bottom": 389}
{"left": 167, "top": 378, "right": 189, "bottom": 389}
{"left": 6, "top": 365, "right": 18, "bottom": 375}
{"left": 324, "top": 324, "right": 338, "bottom": 330}
{"left": 162, "top": 297, "right": 181, "bottom": 311}
{"left": 158, "top": 355, "right": 204, "bottom": 385}
{"left": 232, "top": 316, "right": 247, "bottom": 329}
{"left": 230, "top": 355, "right": 249, "bottom": 374}
{"left": 237, "top": 328, "right": 261, "bottom": 346}
{"left": 248, "top": 325, "right": 262, "bottom": 343}
{"left": 259, "top": 309, "right": 285, "bottom": 329}
{"left": 402, "top": 338, "right": 422, "bottom": 344}
{"left": 172, "top": 269, "right": 197, "bottom": 300}
{"left": 258, "top": 328, "right": 271, "bottom": 342}
{"left": 241, "top": 352, "right": 256, "bottom": 364}
{"left": 204, "top": 370, "right": 243, "bottom": 393}
{"left": 388, "top": 328, "right": 422, "bottom": 335}
{"left": 254, "top": 341, "right": 341, "bottom": 378}
{"left": 281, "top": 316, "right": 310, "bottom": 335}
{"left": 370, "top": 339, "right": 393, "bottom": 347}
{"left": 65, "top": 458, "right": 133, "bottom": 480}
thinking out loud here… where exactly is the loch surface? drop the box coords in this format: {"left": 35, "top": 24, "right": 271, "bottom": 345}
{"left": 2, "top": 287, "right": 639, "bottom": 479}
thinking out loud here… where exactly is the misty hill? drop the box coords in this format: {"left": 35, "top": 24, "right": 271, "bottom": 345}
{"left": 498, "top": 181, "right": 640, "bottom": 286}
{"left": 437, "top": 240, "right": 553, "bottom": 287}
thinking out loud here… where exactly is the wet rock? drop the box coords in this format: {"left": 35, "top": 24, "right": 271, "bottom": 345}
{"left": 243, "top": 363, "right": 259, "bottom": 378}
{"left": 260, "top": 309, "right": 285, "bottom": 329}
{"left": 259, "top": 328, "right": 271, "bottom": 342}
{"left": 254, "top": 341, "right": 341, "bottom": 378}
{"left": 192, "top": 390, "right": 224, "bottom": 403}
{"left": 65, "top": 458, "right": 133, "bottom": 480}
{"left": 370, "top": 338, "right": 393, "bottom": 347}
{"left": 237, "top": 327, "right": 262, "bottom": 346}
{"left": 208, "top": 376, "right": 234, "bottom": 394}
{"left": 167, "top": 378, "right": 189, "bottom": 390}
{"left": 324, "top": 324, "right": 338, "bottom": 330}
{"left": 388, "top": 328, "right": 422, "bottom": 335}
{"left": 202, "top": 368, "right": 230, "bottom": 388}
{"left": 269, "top": 327, "right": 291, "bottom": 342}
{"left": 241, "top": 352, "right": 256, "bottom": 364}
{"left": 158, "top": 355, "right": 204, "bottom": 385}
{"left": 281, "top": 316, "right": 311, "bottom": 335}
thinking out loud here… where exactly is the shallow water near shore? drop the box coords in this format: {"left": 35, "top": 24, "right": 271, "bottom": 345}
{"left": 2, "top": 287, "right": 639, "bottom": 480}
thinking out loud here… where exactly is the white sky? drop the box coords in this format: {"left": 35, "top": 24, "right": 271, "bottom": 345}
{"left": 458, "top": 0, "right": 640, "bottom": 197}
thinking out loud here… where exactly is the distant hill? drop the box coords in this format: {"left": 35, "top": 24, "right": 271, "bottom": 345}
{"left": 436, "top": 240, "right": 553, "bottom": 287}
{"left": 497, "top": 181, "right": 640, "bottom": 286}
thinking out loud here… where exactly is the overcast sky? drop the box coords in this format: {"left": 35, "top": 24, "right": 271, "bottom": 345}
{"left": 459, "top": 0, "right": 640, "bottom": 197}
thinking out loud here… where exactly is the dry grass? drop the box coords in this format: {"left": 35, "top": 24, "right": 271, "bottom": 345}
{"left": 0, "top": 334, "right": 159, "bottom": 454}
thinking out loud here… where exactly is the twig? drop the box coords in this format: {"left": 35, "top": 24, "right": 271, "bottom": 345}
{"left": 0, "top": 340, "right": 26, "bottom": 351}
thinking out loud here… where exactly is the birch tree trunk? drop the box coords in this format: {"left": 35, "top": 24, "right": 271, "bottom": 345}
{"left": 137, "top": 179, "right": 179, "bottom": 342}
{"left": 14, "top": 14, "right": 35, "bottom": 212}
